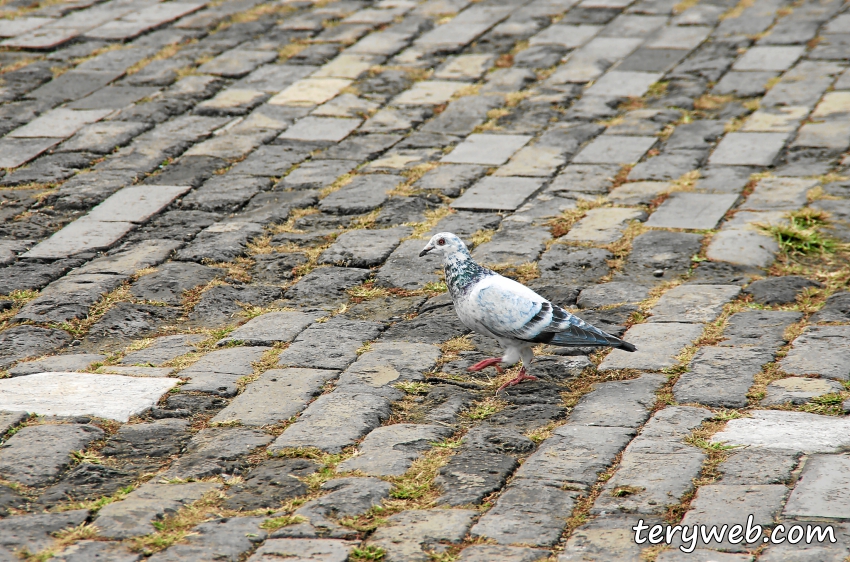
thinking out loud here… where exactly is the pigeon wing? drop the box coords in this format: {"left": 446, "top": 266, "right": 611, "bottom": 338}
{"left": 469, "top": 275, "right": 630, "bottom": 348}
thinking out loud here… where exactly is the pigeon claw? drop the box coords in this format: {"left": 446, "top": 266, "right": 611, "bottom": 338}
{"left": 468, "top": 358, "right": 503, "bottom": 373}
{"left": 497, "top": 368, "right": 538, "bottom": 392}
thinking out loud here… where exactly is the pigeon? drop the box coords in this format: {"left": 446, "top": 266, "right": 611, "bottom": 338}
{"left": 420, "top": 232, "right": 637, "bottom": 390}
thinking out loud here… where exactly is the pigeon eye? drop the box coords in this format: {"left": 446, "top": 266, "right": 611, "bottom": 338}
{"left": 438, "top": 239, "right": 446, "bottom": 246}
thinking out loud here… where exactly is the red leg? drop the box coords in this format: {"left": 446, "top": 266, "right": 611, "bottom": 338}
{"left": 468, "top": 357, "right": 503, "bottom": 373}
{"left": 497, "top": 367, "right": 539, "bottom": 392}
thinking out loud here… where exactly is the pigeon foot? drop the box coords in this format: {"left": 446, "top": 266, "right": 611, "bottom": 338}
{"left": 497, "top": 368, "right": 538, "bottom": 392}
{"left": 468, "top": 358, "right": 504, "bottom": 374}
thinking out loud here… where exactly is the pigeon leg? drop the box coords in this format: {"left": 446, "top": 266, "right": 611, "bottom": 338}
{"left": 497, "top": 367, "right": 538, "bottom": 392}
{"left": 468, "top": 358, "right": 504, "bottom": 374}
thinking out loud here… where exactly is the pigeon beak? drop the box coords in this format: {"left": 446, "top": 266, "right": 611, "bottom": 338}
{"left": 419, "top": 246, "right": 433, "bottom": 257}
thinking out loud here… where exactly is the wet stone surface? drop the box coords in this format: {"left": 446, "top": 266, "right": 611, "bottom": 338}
{"left": 0, "top": 0, "right": 845, "bottom": 559}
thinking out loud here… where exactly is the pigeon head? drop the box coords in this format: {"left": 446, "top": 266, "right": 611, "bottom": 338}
{"left": 419, "top": 232, "right": 469, "bottom": 260}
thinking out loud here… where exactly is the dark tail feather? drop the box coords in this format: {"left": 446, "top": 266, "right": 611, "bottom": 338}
{"left": 618, "top": 340, "right": 637, "bottom": 352}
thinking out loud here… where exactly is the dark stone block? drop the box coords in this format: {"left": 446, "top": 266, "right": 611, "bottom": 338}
{"left": 87, "top": 303, "right": 181, "bottom": 341}
{"left": 811, "top": 291, "right": 850, "bottom": 323}
{"left": 131, "top": 262, "right": 221, "bottom": 305}
{"left": 223, "top": 458, "right": 317, "bottom": 511}
{"left": 126, "top": 210, "right": 222, "bottom": 243}
{"left": 744, "top": 276, "right": 822, "bottom": 305}
{"left": 0, "top": 259, "right": 84, "bottom": 295}
{"left": 189, "top": 284, "right": 283, "bottom": 326}
{"left": 37, "top": 464, "right": 134, "bottom": 508}
{"left": 144, "top": 155, "right": 227, "bottom": 187}
{"left": 253, "top": 252, "right": 308, "bottom": 282}
{"left": 435, "top": 449, "right": 518, "bottom": 506}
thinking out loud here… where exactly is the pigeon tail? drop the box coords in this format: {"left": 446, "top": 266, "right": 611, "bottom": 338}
{"left": 618, "top": 340, "right": 637, "bottom": 352}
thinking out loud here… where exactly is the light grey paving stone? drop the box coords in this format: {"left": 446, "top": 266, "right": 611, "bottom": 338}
{"left": 591, "top": 443, "right": 706, "bottom": 516}
{"left": 673, "top": 347, "right": 772, "bottom": 408}
{"left": 0, "top": 137, "right": 63, "bottom": 168}
{"left": 270, "top": 391, "right": 392, "bottom": 453}
{"left": 337, "top": 424, "right": 453, "bottom": 476}
{"left": 560, "top": 515, "right": 661, "bottom": 562}
{"left": 218, "top": 311, "right": 322, "bottom": 346}
{"left": 758, "top": 526, "right": 850, "bottom": 562}
{"left": 247, "top": 539, "right": 351, "bottom": 562}
{"left": 572, "top": 135, "right": 657, "bottom": 164}
{"left": 762, "top": 377, "right": 845, "bottom": 406}
{"left": 211, "top": 368, "right": 339, "bottom": 427}
{"left": 607, "top": 180, "right": 671, "bottom": 206}
{"left": 370, "top": 509, "right": 477, "bottom": 561}
{"left": 434, "top": 54, "right": 495, "bottom": 80}
{"left": 94, "top": 482, "right": 220, "bottom": 539}
{"left": 450, "top": 177, "right": 543, "bottom": 211}
{"left": 585, "top": 71, "right": 663, "bottom": 97}
{"left": 23, "top": 218, "right": 137, "bottom": 259}
{"left": 392, "top": 80, "right": 466, "bottom": 105}
{"left": 98, "top": 366, "right": 174, "bottom": 377}
{"left": 783, "top": 454, "right": 850, "bottom": 520}
{"left": 318, "top": 227, "right": 411, "bottom": 267}
{"left": 712, "top": 410, "right": 850, "bottom": 454}
{"left": 87, "top": 184, "right": 193, "bottom": 223}
{"left": 713, "top": 70, "right": 778, "bottom": 97}
{"left": 638, "top": 406, "right": 714, "bottom": 440}
{"left": 676, "top": 485, "right": 788, "bottom": 552}
{"left": 8, "top": 107, "right": 112, "bottom": 139}
{"left": 234, "top": 64, "right": 315, "bottom": 94}
{"left": 0, "top": 424, "right": 104, "bottom": 486}
{"left": 577, "top": 282, "right": 649, "bottom": 308}
{"left": 0, "top": 510, "right": 90, "bottom": 556}
{"left": 732, "top": 45, "right": 805, "bottom": 71}
{"left": 718, "top": 448, "right": 799, "bottom": 486}
{"left": 599, "top": 323, "right": 704, "bottom": 371}
{"left": 649, "top": 284, "right": 741, "bottom": 323}
{"left": 120, "top": 334, "right": 205, "bottom": 366}
{"left": 741, "top": 106, "right": 809, "bottom": 134}
{"left": 740, "top": 177, "right": 815, "bottom": 212}
{"left": 162, "top": 428, "right": 274, "bottom": 480}
{"left": 708, "top": 132, "right": 789, "bottom": 166}
{"left": 547, "top": 37, "right": 643, "bottom": 83}
{"left": 199, "top": 49, "right": 278, "bottom": 77}
{"left": 52, "top": 540, "right": 142, "bottom": 562}
{"left": 72, "top": 239, "right": 180, "bottom": 277}
{"left": 779, "top": 325, "right": 850, "bottom": 381}
{"left": 705, "top": 211, "right": 784, "bottom": 267}
{"left": 441, "top": 134, "right": 532, "bottom": 166}
{"left": 147, "top": 516, "right": 267, "bottom": 562}
{"left": 281, "top": 159, "right": 357, "bottom": 190}
{"left": 178, "top": 346, "right": 270, "bottom": 397}
{"left": 269, "top": 78, "right": 352, "bottom": 106}
{"left": 564, "top": 208, "right": 646, "bottom": 244}
{"left": 0, "top": 372, "right": 178, "bottom": 422}
{"left": 318, "top": 174, "right": 400, "bottom": 215}
{"left": 277, "top": 316, "right": 383, "bottom": 370}
{"left": 493, "top": 145, "right": 568, "bottom": 178}
{"left": 646, "top": 192, "right": 739, "bottom": 229}
{"left": 279, "top": 116, "right": 362, "bottom": 142}
{"left": 647, "top": 24, "right": 712, "bottom": 49}
{"left": 472, "top": 225, "right": 551, "bottom": 266}
{"left": 336, "top": 341, "right": 441, "bottom": 391}
{"left": 695, "top": 166, "right": 756, "bottom": 194}
{"left": 458, "top": 545, "right": 549, "bottom": 562}
{"left": 57, "top": 120, "right": 151, "bottom": 154}
{"left": 547, "top": 164, "right": 619, "bottom": 195}
{"left": 414, "top": 163, "right": 488, "bottom": 197}
{"left": 718, "top": 310, "right": 803, "bottom": 350}
{"left": 516, "top": 425, "right": 635, "bottom": 489}
{"left": 0, "top": 411, "right": 27, "bottom": 437}
{"left": 471, "top": 479, "right": 577, "bottom": 547}
{"left": 570, "top": 374, "right": 665, "bottom": 428}
{"left": 375, "top": 239, "right": 443, "bottom": 290}
{"left": 14, "top": 273, "right": 126, "bottom": 324}
{"left": 359, "top": 106, "right": 432, "bottom": 133}
{"left": 8, "top": 353, "right": 105, "bottom": 376}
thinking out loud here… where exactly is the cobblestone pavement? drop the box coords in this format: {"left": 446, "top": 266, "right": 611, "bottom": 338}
{"left": 0, "top": 0, "right": 850, "bottom": 559}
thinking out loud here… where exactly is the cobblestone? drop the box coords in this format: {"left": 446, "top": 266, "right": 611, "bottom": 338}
{"left": 0, "top": 0, "right": 847, "bottom": 557}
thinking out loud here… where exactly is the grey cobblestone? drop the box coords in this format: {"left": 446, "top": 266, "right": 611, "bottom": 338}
{"left": 0, "top": 0, "right": 847, "bottom": 557}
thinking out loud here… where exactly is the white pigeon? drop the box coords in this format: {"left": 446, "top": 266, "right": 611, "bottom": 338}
{"left": 420, "top": 232, "right": 637, "bottom": 390}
